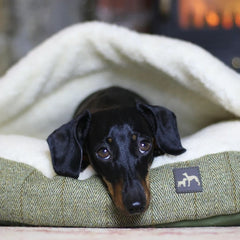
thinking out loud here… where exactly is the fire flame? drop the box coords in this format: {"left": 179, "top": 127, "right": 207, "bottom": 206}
{"left": 179, "top": 0, "right": 240, "bottom": 29}
{"left": 206, "top": 11, "right": 220, "bottom": 27}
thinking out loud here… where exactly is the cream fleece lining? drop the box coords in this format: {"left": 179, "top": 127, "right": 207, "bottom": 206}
{"left": 0, "top": 22, "right": 239, "bottom": 180}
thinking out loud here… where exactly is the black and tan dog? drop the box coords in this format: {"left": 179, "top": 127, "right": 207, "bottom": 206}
{"left": 47, "top": 87, "right": 185, "bottom": 215}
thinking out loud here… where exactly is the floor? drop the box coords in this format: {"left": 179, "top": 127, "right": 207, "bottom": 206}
{"left": 1, "top": 227, "right": 240, "bottom": 240}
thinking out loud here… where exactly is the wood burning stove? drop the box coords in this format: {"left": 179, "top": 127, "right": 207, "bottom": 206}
{"left": 153, "top": 0, "right": 240, "bottom": 72}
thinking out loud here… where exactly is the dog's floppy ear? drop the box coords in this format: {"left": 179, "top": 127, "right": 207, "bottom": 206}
{"left": 47, "top": 110, "right": 91, "bottom": 179}
{"left": 137, "top": 103, "right": 186, "bottom": 156}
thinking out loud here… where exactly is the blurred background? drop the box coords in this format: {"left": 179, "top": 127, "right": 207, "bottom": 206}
{"left": 0, "top": 0, "right": 239, "bottom": 76}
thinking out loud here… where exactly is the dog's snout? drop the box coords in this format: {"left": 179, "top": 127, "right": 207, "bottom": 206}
{"left": 126, "top": 200, "right": 145, "bottom": 215}
{"left": 102, "top": 176, "right": 150, "bottom": 216}
{"left": 122, "top": 180, "right": 147, "bottom": 215}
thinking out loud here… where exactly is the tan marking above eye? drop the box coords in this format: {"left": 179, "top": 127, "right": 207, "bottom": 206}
{"left": 132, "top": 134, "right": 137, "bottom": 141}
{"left": 107, "top": 138, "right": 113, "bottom": 143}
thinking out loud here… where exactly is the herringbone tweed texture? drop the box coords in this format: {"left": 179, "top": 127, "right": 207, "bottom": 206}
{"left": 1, "top": 152, "right": 240, "bottom": 227}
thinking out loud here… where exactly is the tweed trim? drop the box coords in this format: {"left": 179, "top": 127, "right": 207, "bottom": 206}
{"left": 0, "top": 151, "right": 240, "bottom": 227}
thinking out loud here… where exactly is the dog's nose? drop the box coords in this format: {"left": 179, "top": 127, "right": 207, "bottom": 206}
{"left": 126, "top": 200, "right": 145, "bottom": 215}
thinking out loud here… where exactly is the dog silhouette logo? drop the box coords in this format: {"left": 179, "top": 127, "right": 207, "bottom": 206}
{"left": 177, "top": 177, "right": 188, "bottom": 188}
{"left": 173, "top": 167, "right": 202, "bottom": 193}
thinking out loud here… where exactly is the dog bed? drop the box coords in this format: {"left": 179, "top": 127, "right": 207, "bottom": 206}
{"left": 0, "top": 22, "right": 240, "bottom": 227}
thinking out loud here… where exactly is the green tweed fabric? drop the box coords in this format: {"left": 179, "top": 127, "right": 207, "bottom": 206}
{"left": 1, "top": 151, "right": 240, "bottom": 227}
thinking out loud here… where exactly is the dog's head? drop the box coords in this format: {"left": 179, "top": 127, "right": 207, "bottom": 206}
{"left": 47, "top": 103, "right": 185, "bottom": 215}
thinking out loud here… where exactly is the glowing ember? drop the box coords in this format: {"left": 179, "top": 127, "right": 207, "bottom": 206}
{"left": 222, "top": 11, "right": 233, "bottom": 29}
{"left": 235, "top": 13, "right": 240, "bottom": 27}
{"left": 205, "top": 11, "right": 220, "bottom": 27}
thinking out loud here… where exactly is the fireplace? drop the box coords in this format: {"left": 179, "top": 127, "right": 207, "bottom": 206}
{"left": 153, "top": 0, "right": 240, "bottom": 72}
{"left": 178, "top": 0, "right": 240, "bottom": 30}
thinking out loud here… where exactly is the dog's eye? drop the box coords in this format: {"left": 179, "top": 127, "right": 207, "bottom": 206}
{"left": 96, "top": 148, "right": 111, "bottom": 160}
{"left": 139, "top": 140, "right": 152, "bottom": 153}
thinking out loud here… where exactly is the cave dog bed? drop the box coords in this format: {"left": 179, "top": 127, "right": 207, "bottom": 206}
{"left": 1, "top": 22, "right": 240, "bottom": 227}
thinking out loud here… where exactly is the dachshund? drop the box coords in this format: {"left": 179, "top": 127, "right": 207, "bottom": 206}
{"left": 47, "top": 86, "right": 186, "bottom": 215}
